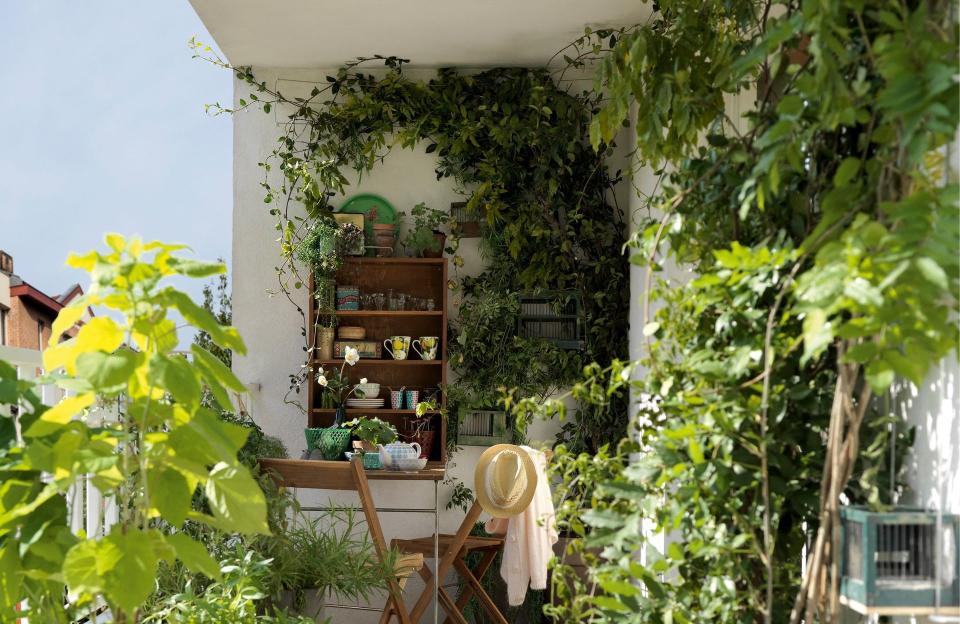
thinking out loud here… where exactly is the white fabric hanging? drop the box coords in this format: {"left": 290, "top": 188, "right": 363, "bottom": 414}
{"left": 485, "top": 446, "right": 558, "bottom": 606}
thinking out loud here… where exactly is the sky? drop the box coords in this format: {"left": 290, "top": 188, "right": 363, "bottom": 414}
{"left": 0, "top": 2, "right": 231, "bottom": 305}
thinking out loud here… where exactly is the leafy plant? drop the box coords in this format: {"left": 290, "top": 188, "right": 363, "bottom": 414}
{"left": 515, "top": 1, "right": 959, "bottom": 622}
{"left": 144, "top": 553, "right": 314, "bottom": 624}
{"left": 345, "top": 417, "right": 398, "bottom": 449}
{"left": 401, "top": 202, "right": 448, "bottom": 256}
{"left": 0, "top": 234, "right": 270, "bottom": 623}
{"left": 294, "top": 219, "right": 343, "bottom": 276}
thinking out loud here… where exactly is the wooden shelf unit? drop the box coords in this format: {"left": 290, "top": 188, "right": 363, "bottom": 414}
{"left": 307, "top": 257, "right": 448, "bottom": 464}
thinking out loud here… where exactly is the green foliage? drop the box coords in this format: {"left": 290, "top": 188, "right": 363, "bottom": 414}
{"left": 401, "top": 202, "right": 449, "bottom": 256}
{"left": 294, "top": 218, "right": 344, "bottom": 276}
{"left": 0, "top": 235, "right": 269, "bottom": 622}
{"left": 521, "top": 0, "right": 959, "bottom": 622}
{"left": 344, "top": 417, "right": 398, "bottom": 446}
{"left": 144, "top": 552, "right": 314, "bottom": 624}
{"left": 192, "top": 47, "right": 630, "bottom": 451}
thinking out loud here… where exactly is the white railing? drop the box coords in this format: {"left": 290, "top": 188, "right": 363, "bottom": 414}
{"left": 0, "top": 345, "right": 118, "bottom": 538}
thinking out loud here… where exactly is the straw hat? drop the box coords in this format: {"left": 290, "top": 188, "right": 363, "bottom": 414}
{"left": 474, "top": 444, "right": 538, "bottom": 518}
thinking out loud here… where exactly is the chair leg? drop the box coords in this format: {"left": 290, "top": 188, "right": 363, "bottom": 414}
{"left": 409, "top": 502, "right": 484, "bottom": 623}
{"left": 454, "top": 558, "right": 508, "bottom": 624}
{"left": 414, "top": 563, "right": 470, "bottom": 624}
{"left": 444, "top": 549, "right": 499, "bottom": 624}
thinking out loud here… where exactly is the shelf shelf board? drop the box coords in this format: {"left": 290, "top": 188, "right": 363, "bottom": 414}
{"left": 311, "top": 408, "right": 440, "bottom": 416}
{"left": 314, "top": 359, "right": 444, "bottom": 366}
{"left": 344, "top": 257, "right": 446, "bottom": 265}
{"left": 335, "top": 310, "right": 442, "bottom": 317}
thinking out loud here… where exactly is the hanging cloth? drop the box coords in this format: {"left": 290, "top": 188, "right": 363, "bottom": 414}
{"left": 485, "top": 446, "right": 558, "bottom": 606}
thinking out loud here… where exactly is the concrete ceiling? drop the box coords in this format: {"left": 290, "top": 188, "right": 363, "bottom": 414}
{"left": 188, "top": 0, "right": 649, "bottom": 68}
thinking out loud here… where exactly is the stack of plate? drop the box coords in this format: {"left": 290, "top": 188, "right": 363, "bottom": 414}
{"left": 346, "top": 397, "right": 385, "bottom": 409}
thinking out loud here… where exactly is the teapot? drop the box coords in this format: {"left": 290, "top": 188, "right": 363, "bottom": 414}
{"left": 378, "top": 441, "right": 422, "bottom": 469}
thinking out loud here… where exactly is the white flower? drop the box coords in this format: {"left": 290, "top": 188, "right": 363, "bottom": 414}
{"left": 360, "top": 377, "right": 368, "bottom": 384}
{"left": 344, "top": 346, "right": 360, "bottom": 366}
{"left": 317, "top": 375, "right": 328, "bottom": 387}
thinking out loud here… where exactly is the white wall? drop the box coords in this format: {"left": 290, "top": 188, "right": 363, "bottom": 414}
{"left": 231, "top": 66, "right": 632, "bottom": 622}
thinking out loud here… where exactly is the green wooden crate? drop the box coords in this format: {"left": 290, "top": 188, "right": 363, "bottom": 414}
{"left": 840, "top": 505, "right": 960, "bottom": 614}
{"left": 457, "top": 409, "right": 512, "bottom": 446}
{"left": 517, "top": 290, "right": 584, "bottom": 350}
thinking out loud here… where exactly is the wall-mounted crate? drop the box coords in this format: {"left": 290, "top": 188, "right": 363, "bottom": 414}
{"left": 840, "top": 506, "right": 960, "bottom": 616}
{"left": 457, "top": 409, "right": 512, "bottom": 446}
{"left": 450, "top": 201, "right": 481, "bottom": 238}
{"left": 517, "top": 290, "right": 584, "bottom": 350}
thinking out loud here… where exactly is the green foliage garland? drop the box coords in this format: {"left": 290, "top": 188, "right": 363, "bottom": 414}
{"left": 192, "top": 46, "right": 631, "bottom": 452}
{"left": 513, "top": 1, "right": 958, "bottom": 623}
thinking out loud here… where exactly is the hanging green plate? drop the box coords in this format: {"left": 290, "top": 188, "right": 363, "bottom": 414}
{"left": 337, "top": 194, "right": 398, "bottom": 256}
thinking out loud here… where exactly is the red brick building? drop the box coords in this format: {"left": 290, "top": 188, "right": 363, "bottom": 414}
{"left": 0, "top": 250, "right": 85, "bottom": 351}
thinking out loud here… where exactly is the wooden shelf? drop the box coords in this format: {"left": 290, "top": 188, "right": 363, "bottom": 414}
{"left": 314, "top": 359, "right": 442, "bottom": 366}
{"left": 343, "top": 257, "right": 446, "bottom": 266}
{"left": 312, "top": 408, "right": 440, "bottom": 416}
{"left": 336, "top": 310, "right": 442, "bottom": 317}
{"left": 309, "top": 256, "right": 448, "bottom": 463}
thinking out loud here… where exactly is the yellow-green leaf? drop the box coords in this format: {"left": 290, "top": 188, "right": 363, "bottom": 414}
{"left": 25, "top": 393, "right": 95, "bottom": 437}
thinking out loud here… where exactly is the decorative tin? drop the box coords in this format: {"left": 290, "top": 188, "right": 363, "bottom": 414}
{"left": 336, "top": 285, "right": 360, "bottom": 310}
{"left": 334, "top": 340, "right": 381, "bottom": 359}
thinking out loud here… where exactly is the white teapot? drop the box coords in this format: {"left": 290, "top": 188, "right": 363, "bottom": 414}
{"left": 378, "top": 441, "right": 422, "bottom": 470}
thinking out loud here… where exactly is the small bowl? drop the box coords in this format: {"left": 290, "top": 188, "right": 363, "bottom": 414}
{"left": 394, "top": 457, "right": 428, "bottom": 471}
{"left": 355, "top": 382, "right": 380, "bottom": 399}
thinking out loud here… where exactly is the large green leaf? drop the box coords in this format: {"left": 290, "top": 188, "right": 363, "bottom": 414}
{"left": 75, "top": 349, "right": 140, "bottom": 394}
{"left": 165, "top": 533, "right": 221, "bottom": 580}
{"left": 147, "top": 467, "right": 191, "bottom": 526}
{"left": 204, "top": 462, "right": 269, "bottom": 535}
{"left": 101, "top": 529, "right": 161, "bottom": 615}
{"left": 147, "top": 354, "right": 201, "bottom": 411}
{"left": 161, "top": 289, "right": 246, "bottom": 354}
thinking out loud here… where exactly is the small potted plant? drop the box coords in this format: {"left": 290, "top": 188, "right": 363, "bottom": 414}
{"left": 296, "top": 218, "right": 346, "bottom": 360}
{"left": 402, "top": 400, "right": 440, "bottom": 459}
{"left": 308, "top": 347, "right": 362, "bottom": 460}
{"left": 402, "top": 203, "right": 449, "bottom": 258}
{"left": 344, "top": 417, "right": 398, "bottom": 469}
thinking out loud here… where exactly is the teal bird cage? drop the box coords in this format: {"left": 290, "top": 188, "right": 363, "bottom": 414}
{"left": 840, "top": 506, "right": 960, "bottom": 616}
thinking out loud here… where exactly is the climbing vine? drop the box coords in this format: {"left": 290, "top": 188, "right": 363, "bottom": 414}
{"left": 192, "top": 43, "right": 630, "bottom": 453}
{"left": 511, "top": 2, "right": 958, "bottom": 623}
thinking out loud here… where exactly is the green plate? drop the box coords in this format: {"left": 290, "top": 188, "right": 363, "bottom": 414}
{"left": 337, "top": 194, "right": 398, "bottom": 256}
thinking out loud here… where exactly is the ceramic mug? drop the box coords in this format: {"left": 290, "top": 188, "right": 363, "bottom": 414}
{"left": 412, "top": 336, "right": 439, "bottom": 361}
{"left": 404, "top": 390, "right": 420, "bottom": 411}
{"left": 390, "top": 389, "right": 404, "bottom": 409}
{"left": 384, "top": 335, "right": 411, "bottom": 360}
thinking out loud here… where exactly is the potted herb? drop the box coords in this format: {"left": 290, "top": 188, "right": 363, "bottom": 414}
{"left": 402, "top": 203, "right": 449, "bottom": 258}
{"left": 344, "top": 417, "right": 398, "bottom": 469}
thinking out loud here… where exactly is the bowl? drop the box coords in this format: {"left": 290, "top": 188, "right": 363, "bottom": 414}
{"left": 354, "top": 382, "right": 380, "bottom": 399}
{"left": 392, "top": 457, "right": 428, "bottom": 471}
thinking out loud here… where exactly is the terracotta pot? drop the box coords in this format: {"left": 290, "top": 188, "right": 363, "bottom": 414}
{"left": 403, "top": 430, "right": 435, "bottom": 459}
{"left": 372, "top": 223, "right": 396, "bottom": 257}
{"left": 317, "top": 327, "right": 334, "bottom": 361}
{"left": 422, "top": 231, "right": 446, "bottom": 258}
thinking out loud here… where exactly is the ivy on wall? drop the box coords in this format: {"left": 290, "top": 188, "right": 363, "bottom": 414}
{"left": 192, "top": 47, "right": 630, "bottom": 453}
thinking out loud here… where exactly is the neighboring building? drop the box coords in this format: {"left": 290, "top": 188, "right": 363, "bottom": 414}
{"left": 0, "top": 250, "right": 85, "bottom": 351}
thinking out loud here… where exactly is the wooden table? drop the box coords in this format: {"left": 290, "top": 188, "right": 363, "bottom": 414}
{"left": 260, "top": 458, "right": 445, "bottom": 624}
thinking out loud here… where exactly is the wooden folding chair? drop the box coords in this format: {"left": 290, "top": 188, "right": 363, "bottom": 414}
{"left": 387, "top": 447, "right": 553, "bottom": 624}
{"left": 260, "top": 457, "right": 421, "bottom": 624}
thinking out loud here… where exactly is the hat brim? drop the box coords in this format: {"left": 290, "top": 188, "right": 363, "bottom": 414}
{"left": 474, "top": 444, "right": 538, "bottom": 518}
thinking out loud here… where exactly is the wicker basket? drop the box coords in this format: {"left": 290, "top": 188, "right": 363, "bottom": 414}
{"left": 304, "top": 427, "right": 350, "bottom": 460}
{"left": 338, "top": 326, "right": 367, "bottom": 340}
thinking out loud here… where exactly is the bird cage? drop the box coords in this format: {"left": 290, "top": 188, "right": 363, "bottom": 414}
{"left": 450, "top": 201, "right": 481, "bottom": 238}
{"left": 840, "top": 506, "right": 960, "bottom": 616}
{"left": 457, "top": 409, "right": 511, "bottom": 446}
{"left": 517, "top": 290, "right": 584, "bottom": 350}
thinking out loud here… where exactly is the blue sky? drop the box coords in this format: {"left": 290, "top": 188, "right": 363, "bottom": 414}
{"left": 0, "top": 2, "right": 231, "bottom": 303}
